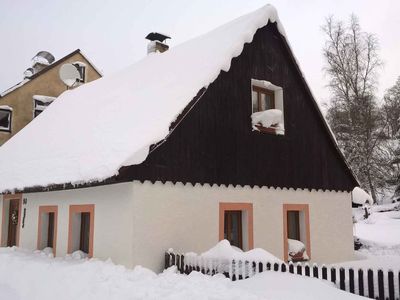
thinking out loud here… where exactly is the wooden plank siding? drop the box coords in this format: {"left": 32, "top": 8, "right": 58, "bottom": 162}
{"left": 118, "top": 22, "right": 357, "bottom": 192}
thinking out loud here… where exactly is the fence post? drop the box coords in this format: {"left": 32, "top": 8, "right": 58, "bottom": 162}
{"left": 397, "top": 272, "right": 400, "bottom": 297}
{"left": 349, "top": 268, "right": 355, "bottom": 293}
{"left": 171, "top": 253, "right": 176, "bottom": 266}
{"left": 322, "top": 266, "right": 327, "bottom": 280}
{"left": 339, "top": 268, "right": 345, "bottom": 290}
{"left": 358, "top": 269, "right": 364, "bottom": 297}
{"left": 258, "top": 262, "right": 263, "bottom": 273}
{"left": 176, "top": 255, "right": 181, "bottom": 273}
{"left": 180, "top": 255, "right": 185, "bottom": 274}
{"left": 281, "top": 263, "right": 286, "bottom": 272}
{"left": 232, "top": 259, "right": 236, "bottom": 281}
{"left": 164, "top": 252, "right": 170, "bottom": 269}
{"left": 289, "top": 262, "right": 294, "bottom": 274}
{"left": 313, "top": 265, "right": 318, "bottom": 278}
{"left": 330, "top": 267, "right": 336, "bottom": 284}
{"left": 273, "top": 263, "right": 279, "bottom": 271}
{"left": 388, "top": 270, "right": 394, "bottom": 300}
{"left": 245, "top": 261, "right": 249, "bottom": 279}
{"left": 252, "top": 262, "right": 257, "bottom": 275}
{"left": 305, "top": 264, "right": 310, "bottom": 277}
{"left": 378, "top": 269, "right": 384, "bottom": 300}
{"left": 367, "top": 269, "right": 374, "bottom": 299}
{"left": 297, "top": 263, "right": 302, "bottom": 275}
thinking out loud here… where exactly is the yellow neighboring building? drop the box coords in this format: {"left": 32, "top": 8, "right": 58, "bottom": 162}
{"left": 0, "top": 49, "right": 102, "bottom": 145}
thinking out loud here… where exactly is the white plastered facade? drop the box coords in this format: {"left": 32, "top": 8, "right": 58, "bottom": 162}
{"left": 1, "top": 180, "right": 355, "bottom": 272}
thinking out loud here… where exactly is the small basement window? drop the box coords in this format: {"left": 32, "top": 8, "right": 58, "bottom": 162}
{"left": 0, "top": 106, "right": 12, "bottom": 132}
{"left": 283, "top": 204, "right": 311, "bottom": 262}
{"left": 251, "top": 79, "right": 284, "bottom": 135}
{"left": 68, "top": 205, "right": 94, "bottom": 257}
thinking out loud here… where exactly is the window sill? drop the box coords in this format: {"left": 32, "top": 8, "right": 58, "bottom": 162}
{"left": 254, "top": 124, "right": 285, "bottom": 135}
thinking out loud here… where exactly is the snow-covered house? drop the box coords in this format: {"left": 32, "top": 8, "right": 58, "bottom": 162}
{"left": 0, "top": 5, "right": 358, "bottom": 271}
{"left": 0, "top": 49, "right": 102, "bottom": 146}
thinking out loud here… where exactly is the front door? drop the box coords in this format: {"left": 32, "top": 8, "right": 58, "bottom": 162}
{"left": 7, "top": 199, "right": 20, "bottom": 247}
{"left": 224, "top": 210, "right": 243, "bottom": 249}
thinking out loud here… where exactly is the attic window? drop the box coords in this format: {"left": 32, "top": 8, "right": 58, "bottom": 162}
{"left": 33, "top": 95, "right": 55, "bottom": 118}
{"left": 73, "top": 62, "right": 86, "bottom": 83}
{"left": 251, "top": 79, "right": 284, "bottom": 135}
{"left": 0, "top": 107, "right": 12, "bottom": 132}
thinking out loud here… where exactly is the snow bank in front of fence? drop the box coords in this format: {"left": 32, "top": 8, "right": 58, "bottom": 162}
{"left": 0, "top": 247, "right": 259, "bottom": 300}
{"left": 199, "top": 239, "right": 283, "bottom": 263}
{"left": 237, "top": 271, "right": 364, "bottom": 300}
{"left": 0, "top": 247, "right": 364, "bottom": 300}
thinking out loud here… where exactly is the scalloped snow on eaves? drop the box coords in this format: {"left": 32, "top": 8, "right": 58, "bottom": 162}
{"left": 0, "top": 5, "right": 286, "bottom": 192}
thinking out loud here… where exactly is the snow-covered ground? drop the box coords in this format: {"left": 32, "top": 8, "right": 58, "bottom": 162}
{"left": 347, "top": 203, "right": 400, "bottom": 269}
{"left": 0, "top": 247, "right": 363, "bottom": 300}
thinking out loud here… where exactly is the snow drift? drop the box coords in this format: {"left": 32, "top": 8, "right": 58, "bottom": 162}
{"left": 0, "top": 247, "right": 364, "bottom": 300}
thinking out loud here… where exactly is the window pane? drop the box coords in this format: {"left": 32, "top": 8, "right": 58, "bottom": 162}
{"left": 252, "top": 91, "right": 258, "bottom": 112}
{"left": 287, "top": 211, "right": 300, "bottom": 240}
{"left": 260, "top": 92, "right": 274, "bottom": 110}
{"left": 0, "top": 110, "right": 10, "bottom": 129}
{"left": 224, "top": 211, "right": 242, "bottom": 249}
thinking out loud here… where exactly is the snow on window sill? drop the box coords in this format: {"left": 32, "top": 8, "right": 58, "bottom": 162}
{"left": 253, "top": 124, "right": 284, "bottom": 135}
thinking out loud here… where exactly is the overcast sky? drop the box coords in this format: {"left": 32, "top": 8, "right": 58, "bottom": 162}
{"left": 1, "top": 0, "right": 399, "bottom": 106}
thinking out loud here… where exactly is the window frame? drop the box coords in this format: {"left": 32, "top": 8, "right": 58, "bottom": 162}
{"left": 67, "top": 204, "right": 95, "bottom": 257}
{"left": 219, "top": 202, "right": 253, "bottom": 250}
{"left": 0, "top": 108, "right": 12, "bottom": 133}
{"left": 251, "top": 85, "right": 279, "bottom": 134}
{"left": 73, "top": 63, "right": 86, "bottom": 83}
{"left": 282, "top": 204, "right": 311, "bottom": 262}
{"left": 37, "top": 205, "right": 58, "bottom": 255}
{"left": 252, "top": 85, "right": 276, "bottom": 112}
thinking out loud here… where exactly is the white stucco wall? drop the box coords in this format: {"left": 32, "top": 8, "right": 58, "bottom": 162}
{"left": 15, "top": 182, "right": 135, "bottom": 267}
{"left": 1, "top": 180, "right": 354, "bottom": 273}
{"left": 131, "top": 181, "right": 355, "bottom": 272}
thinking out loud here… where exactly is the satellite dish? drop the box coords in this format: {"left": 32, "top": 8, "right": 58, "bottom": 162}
{"left": 59, "top": 64, "right": 80, "bottom": 87}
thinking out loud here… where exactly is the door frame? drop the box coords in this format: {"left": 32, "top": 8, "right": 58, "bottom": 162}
{"left": 1, "top": 194, "right": 23, "bottom": 247}
{"left": 37, "top": 205, "right": 58, "bottom": 255}
{"left": 67, "top": 204, "right": 95, "bottom": 257}
{"left": 282, "top": 203, "right": 311, "bottom": 262}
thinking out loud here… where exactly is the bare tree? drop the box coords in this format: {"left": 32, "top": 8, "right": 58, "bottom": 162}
{"left": 322, "top": 15, "right": 385, "bottom": 202}
{"left": 383, "top": 77, "right": 400, "bottom": 200}
{"left": 383, "top": 76, "right": 400, "bottom": 138}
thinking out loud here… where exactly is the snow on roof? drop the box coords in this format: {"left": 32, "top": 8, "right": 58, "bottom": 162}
{"left": 0, "top": 5, "right": 296, "bottom": 192}
{"left": 0, "top": 79, "right": 30, "bottom": 97}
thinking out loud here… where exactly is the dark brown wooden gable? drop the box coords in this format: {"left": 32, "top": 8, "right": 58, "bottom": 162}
{"left": 117, "top": 22, "right": 357, "bottom": 192}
